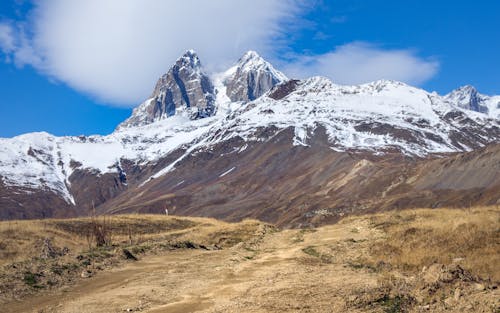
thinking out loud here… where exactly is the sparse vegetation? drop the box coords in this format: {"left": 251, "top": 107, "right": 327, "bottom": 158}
{"left": 0, "top": 214, "right": 263, "bottom": 304}
{"left": 1, "top": 207, "right": 498, "bottom": 312}
{"left": 292, "top": 228, "right": 316, "bottom": 243}
{"left": 302, "top": 245, "right": 321, "bottom": 258}
{"left": 376, "top": 294, "right": 411, "bottom": 313}
{"left": 302, "top": 245, "right": 333, "bottom": 263}
{"left": 23, "top": 271, "right": 38, "bottom": 286}
{"left": 367, "top": 207, "right": 500, "bottom": 281}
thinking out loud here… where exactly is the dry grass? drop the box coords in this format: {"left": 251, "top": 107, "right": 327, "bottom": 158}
{"left": 1, "top": 208, "right": 498, "bottom": 312}
{"left": 0, "top": 214, "right": 262, "bottom": 266}
{"left": 366, "top": 206, "right": 500, "bottom": 281}
{"left": 0, "top": 219, "right": 84, "bottom": 266}
{"left": 0, "top": 214, "right": 264, "bottom": 303}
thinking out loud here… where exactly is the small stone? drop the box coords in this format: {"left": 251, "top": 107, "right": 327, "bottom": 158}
{"left": 122, "top": 249, "right": 138, "bottom": 261}
{"left": 473, "top": 283, "right": 485, "bottom": 291}
{"left": 80, "top": 270, "right": 92, "bottom": 278}
{"left": 453, "top": 288, "right": 461, "bottom": 301}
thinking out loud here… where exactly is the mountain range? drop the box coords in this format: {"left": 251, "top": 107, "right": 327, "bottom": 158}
{"left": 1, "top": 50, "right": 499, "bottom": 226}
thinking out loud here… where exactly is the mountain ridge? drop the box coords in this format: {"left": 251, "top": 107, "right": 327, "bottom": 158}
{"left": 0, "top": 50, "right": 499, "bottom": 222}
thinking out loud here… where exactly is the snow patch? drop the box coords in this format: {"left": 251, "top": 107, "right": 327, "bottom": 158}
{"left": 219, "top": 167, "right": 236, "bottom": 177}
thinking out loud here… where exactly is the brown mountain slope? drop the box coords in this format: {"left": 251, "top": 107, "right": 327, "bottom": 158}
{"left": 1, "top": 126, "right": 498, "bottom": 224}
{"left": 96, "top": 127, "right": 500, "bottom": 227}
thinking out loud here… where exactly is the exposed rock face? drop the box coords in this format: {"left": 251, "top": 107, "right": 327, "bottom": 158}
{"left": 119, "top": 50, "right": 285, "bottom": 129}
{"left": 224, "top": 51, "right": 287, "bottom": 102}
{"left": 120, "top": 50, "right": 216, "bottom": 128}
{"left": 445, "top": 85, "right": 488, "bottom": 114}
{"left": 268, "top": 79, "right": 300, "bottom": 100}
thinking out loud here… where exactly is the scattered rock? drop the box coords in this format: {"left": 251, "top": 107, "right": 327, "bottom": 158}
{"left": 81, "top": 270, "right": 92, "bottom": 278}
{"left": 453, "top": 287, "right": 461, "bottom": 301}
{"left": 61, "top": 247, "right": 70, "bottom": 255}
{"left": 122, "top": 249, "right": 138, "bottom": 261}
{"left": 422, "top": 263, "right": 474, "bottom": 285}
{"left": 40, "top": 238, "right": 58, "bottom": 259}
{"left": 473, "top": 283, "right": 485, "bottom": 291}
{"left": 169, "top": 241, "right": 209, "bottom": 250}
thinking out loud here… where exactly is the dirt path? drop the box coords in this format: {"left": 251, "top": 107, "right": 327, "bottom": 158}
{"left": 4, "top": 218, "right": 384, "bottom": 313}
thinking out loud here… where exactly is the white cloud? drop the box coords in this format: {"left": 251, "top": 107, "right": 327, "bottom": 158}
{"left": 283, "top": 42, "right": 439, "bottom": 86}
{"left": 1, "top": 0, "right": 301, "bottom": 106}
{"left": 0, "top": 23, "right": 15, "bottom": 53}
{"left": 0, "top": 21, "right": 43, "bottom": 66}
{"left": 1, "top": 2, "right": 439, "bottom": 107}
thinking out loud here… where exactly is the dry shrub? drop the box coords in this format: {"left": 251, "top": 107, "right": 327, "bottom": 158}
{"left": 369, "top": 207, "right": 499, "bottom": 281}
{"left": 86, "top": 214, "right": 112, "bottom": 248}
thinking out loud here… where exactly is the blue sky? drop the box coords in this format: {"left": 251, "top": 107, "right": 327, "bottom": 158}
{"left": 0, "top": 0, "right": 498, "bottom": 137}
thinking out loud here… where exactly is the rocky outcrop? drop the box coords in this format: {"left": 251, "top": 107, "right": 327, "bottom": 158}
{"left": 224, "top": 51, "right": 287, "bottom": 102}
{"left": 445, "top": 85, "right": 489, "bottom": 114}
{"left": 119, "top": 50, "right": 286, "bottom": 128}
{"left": 120, "top": 50, "right": 216, "bottom": 128}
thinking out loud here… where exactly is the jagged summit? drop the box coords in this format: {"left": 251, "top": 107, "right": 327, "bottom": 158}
{"left": 445, "top": 85, "right": 487, "bottom": 114}
{"left": 242, "top": 50, "right": 259, "bottom": 58}
{"left": 150, "top": 49, "right": 204, "bottom": 97}
{"left": 119, "top": 50, "right": 216, "bottom": 128}
{"left": 116, "top": 47, "right": 500, "bottom": 132}
{"left": 224, "top": 50, "right": 288, "bottom": 102}
{"left": 236, "top": 50, "right": 287, "bottom": 80}
{"left": 119, "top": 50, "right": 288, "bottom": 128}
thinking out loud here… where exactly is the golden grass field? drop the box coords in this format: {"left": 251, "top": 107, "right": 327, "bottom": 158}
{"left": 0, "top": 207, "right": 498, "bottom": 312}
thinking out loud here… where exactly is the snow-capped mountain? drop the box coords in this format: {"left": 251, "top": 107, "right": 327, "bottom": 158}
{"left": 445, "top": 85, "right": 500, "bottom": 118}
{"left": 119, "top": 50, "right": 216, "bottom": 128}
{"left": 224, "top": 50, "right": 288, "bottom": 102}
{"left": 1, "top": 50, "right": 499, "bottom": 222}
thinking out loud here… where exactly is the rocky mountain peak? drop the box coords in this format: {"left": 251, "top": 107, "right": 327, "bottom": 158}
{"left": 237, "top": 50, "right": 281, "bottom": 74}
{"left": 150, "top": 49, "right": 206, "bottom": 98}
{"left": 119, "top": 50, "right": 216, "bottom": 128}
{"left": 224, "top": 50, "right": 288, "bottom": 102}
{"left": 241, "top": 50, "right": 259, "bottom": 59}
{"left": 446, "top": 85, "right": 488, "bottom": 114}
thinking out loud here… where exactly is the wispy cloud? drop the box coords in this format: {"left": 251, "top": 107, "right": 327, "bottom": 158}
{"left": 283, "top": 42, "right": 439, "bottom": 85}
{"left": 0, "top": 23, "right": 15, "bottom": 54}
{"left": 0, "top": 21, "right": 43, "bottom": 66}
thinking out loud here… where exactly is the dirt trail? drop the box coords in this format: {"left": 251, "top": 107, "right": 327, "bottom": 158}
{"left": 4, "top": 219, "right": 382, "bottom": 313}
{"left": 5, "top": 214, "right": 498, "bottom": 313}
